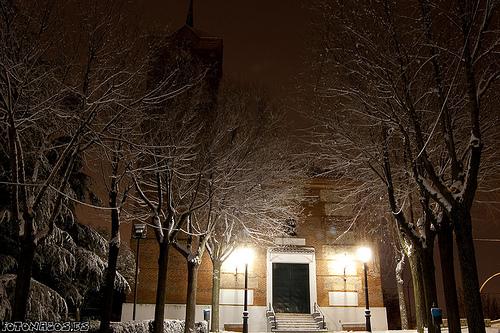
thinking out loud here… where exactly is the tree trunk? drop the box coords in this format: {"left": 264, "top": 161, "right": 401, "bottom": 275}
{"left": 153, "top": 241, "right": 170, "bottom": 333}
{"left": 454, "top": 210, "right": 485, "bottom": 333}
{"left": 12, "top": 213, "right": 36, "bottom": 321}
{"left": 184, "top": 259, "right": 199, "bottom": 333}
{"left": 408, "top": 250, "right": 425, "bottom": 333}
{"left": 211, "top": 259, "right": 222, "bottom": 332}
{"left": 421, "top": 245, "right": 438, "bottom": 333}
{"left": 100, "top": 187, "right": 120, "bottom": 333}
{"left": 396, "top": 254, "right": 409, "bottom": 329}
{"left": 438, "top": 224, "right": 460, "bottom": 333}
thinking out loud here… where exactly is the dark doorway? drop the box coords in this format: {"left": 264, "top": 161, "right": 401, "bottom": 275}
{"left": 272, "top": 263, "right": 310, "bottom": 313}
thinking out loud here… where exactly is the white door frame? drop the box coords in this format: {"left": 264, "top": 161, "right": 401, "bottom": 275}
{"left": 266, "top": 248, "right": 317, "bottom": 313}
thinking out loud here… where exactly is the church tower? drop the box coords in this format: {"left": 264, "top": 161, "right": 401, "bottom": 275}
{"left": 151, "top": 0, "right": 223, "bottom": 116}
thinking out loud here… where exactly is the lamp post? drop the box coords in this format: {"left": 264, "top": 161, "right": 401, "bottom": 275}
{"left": 236, "top": 247, "right": 254, "bottom": 333}
{"left": 243, "top": 261, "right": 249, "bottom": 333}
{"left": 132, "top": 224, "right": 147, "bottom": 320}
{"left": 357, "top": 246, "right": 372, "bottom": 332}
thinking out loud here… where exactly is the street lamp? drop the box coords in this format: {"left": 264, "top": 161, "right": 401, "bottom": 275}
{"left": 132, "top": 224, "right": 147, "bottom": 320}
{"left": 357, "top": 246, "right": 372, "bottom": 332}
{"left": 238, "top": 247, "right": 254, "bottom": 333}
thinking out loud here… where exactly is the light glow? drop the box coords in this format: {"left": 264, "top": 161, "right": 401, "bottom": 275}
{"left": 357, "top": 246, "right": 372, "bottom": 263}
{"left": 221, "top": 247, "right": 255, "bottom": 272}
{"left": 338, "top": 253, "right": 353, "bottom": 269}
{"left": 329, "top": 253, "right": 356, "bottom": 275}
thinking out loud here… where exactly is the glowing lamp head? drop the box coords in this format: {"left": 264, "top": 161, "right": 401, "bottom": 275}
{"left": 357, "top": 246, "right": 372, "bottom": 263}
{"left": 132, "top": 224, "right": 147, "bottom": 239}
{"left": 223, "top": 247, "right": 255, "bottom": 272}
{"left": 238, "top": 247, "right": 255, "bottom": 265}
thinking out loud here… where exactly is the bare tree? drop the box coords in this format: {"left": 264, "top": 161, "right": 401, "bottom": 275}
{"left": 306, "top": 110, "right": 434, "bottom": 331}
{"left": 92, "top": 57, "right": 191, "bottom": 332}
{"left": 395, "top": 250, "right": 409, "bottom": 329}
{"left": 309, "top": 1, "right": 499, "bottom": 332}
{"left": 81, "top": 7, "right": 163, "bottom": 332}
{"left": 130, "top": 89, "right": 212, "bottom": 333}
{"left": 203, "top": 83, "right": 303, "bottom": 331}
{"left": 376, "top": 215, "right": 411, "bottom": 330}
{"left": 97, "top": 131, "right": 139, "bottom": 332}
{"left": 0, "top": 0, "right": 152, "bottom": 320}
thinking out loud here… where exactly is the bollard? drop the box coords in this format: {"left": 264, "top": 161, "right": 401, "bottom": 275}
{"left": 431, "top": 305, "right": 443, "bottom": 333}
{"left": 203, "top": 309, "right": 211, "bottom": 332}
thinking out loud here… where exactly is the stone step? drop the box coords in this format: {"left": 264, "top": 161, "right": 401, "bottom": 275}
{"left": 278, "top": 322, "right": 318, "bottom": 324}
{"left": 271, "top": 312, "right": 327, "bottom": 333}
{"left": 276, "top": 313, "right": 314, "bottom": 316}
{"left": 277, "top": 325, "right": 320, "bottom": 329}
{"left": 274, "top": 329, "right": 328, "bottom": 330}
{"left": 278, "top": 323, "right": 318, "bottom": 326}
{"left": 272, "top": 328, "right": 328, "bottom": 333}
{"left": 274, "top": 328, "right": 327, "bottom": 330}
{"left": 275, "top": 313, "right": 318, "bottom": 316}
{"left": 277, "top": 323, "right": 318, "bottom": 326}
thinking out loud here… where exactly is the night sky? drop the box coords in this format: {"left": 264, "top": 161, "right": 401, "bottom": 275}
{"left": 139, "top": 0, "right": 313, "bottom": 95}
{"left": 135, "top": 0, "right": 500, "bottom": 295}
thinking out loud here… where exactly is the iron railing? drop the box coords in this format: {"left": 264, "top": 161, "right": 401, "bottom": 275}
{"left": 266, "top": 303, "right": 277, "bottom": 330}
{"left": 313, "top": 302, "right": 327, "bottom": 329}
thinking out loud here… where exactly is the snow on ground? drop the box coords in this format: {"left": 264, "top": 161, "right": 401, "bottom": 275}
{"left": 218, "top": 329, "right": 499, "bottom": 333}
{"left": 86, "top": 322, "right": 499, "bottom": 333}
{"left": 444, "top": 328, "right": 499, "bottom": 333}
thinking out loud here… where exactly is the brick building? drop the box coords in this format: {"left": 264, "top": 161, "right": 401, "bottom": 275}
{"left": 121, "top": 178, "right": 388, "bottom": 331}
{"left": 119, "top": 3, "right": 387, "bottom": 331}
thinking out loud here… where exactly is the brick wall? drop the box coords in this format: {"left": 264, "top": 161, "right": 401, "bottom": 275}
{"left": 127, "top": 178, "right": 385, "bottom": 309}
{"left": 299, "top": 179, "right": 384, "bottom": 308}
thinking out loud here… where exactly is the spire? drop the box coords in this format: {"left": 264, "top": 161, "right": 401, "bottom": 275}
{"left": 186, "top": 0, "right": 194, "bottom": 27}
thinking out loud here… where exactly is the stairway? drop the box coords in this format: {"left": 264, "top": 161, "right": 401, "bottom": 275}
{"left": 271, "top": 313, "right": 327, "bottom": 333}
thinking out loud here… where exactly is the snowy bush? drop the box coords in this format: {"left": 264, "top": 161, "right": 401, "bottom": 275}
{"left": 0, "top": 274, "right": 67, "bottom": 321}
{"left": 89, "top": 319, "right": 208, "bottom": 333}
